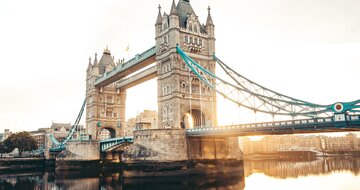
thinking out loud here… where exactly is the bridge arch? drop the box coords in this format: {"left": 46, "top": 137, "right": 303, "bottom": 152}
{"left": 183, "top": 109, "right": 205, "bottom": 129}
{"left": 99, "top": 127, "right": 116, "bottom": 140}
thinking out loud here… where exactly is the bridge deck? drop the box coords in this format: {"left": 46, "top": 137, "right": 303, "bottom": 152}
{"left": 95, "top": 46, "right": 156, "bottom": 87}
{"left": 116, "top": 65, "right": 157, "bottom": 89}
{"left": 186, "top": 114, "right": 360, "bottom": 137}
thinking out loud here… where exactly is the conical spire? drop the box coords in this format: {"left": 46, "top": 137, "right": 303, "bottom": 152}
{"left": 94, "top": 52, "right": 98, "bottom": 65}
{"left": 170, "top": 0, "right": 178, "bottom": 16}
{"left": 155, "top": 4, "right": 162, "bottom": 25}
{"left": 206, "top": 6, "right": 214, "bottom": 26}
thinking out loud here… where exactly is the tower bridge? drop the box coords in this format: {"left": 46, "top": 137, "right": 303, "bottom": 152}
{"left": 49, "top": 0, "right": 360, "bottom": 163}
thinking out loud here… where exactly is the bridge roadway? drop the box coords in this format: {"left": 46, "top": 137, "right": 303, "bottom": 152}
{"left": 186, "top": 114, "right": 360, "bottom": 137}
{"left": 116, "top": 65, "right": 157, "bottom": 89}
{"left": 99, "top": 114, "right": 360, "bottom": 152}
{"left": 94, "top": 46, "right": 156, "bottom": 87}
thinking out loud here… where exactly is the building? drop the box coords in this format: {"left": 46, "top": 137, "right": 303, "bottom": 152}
{"left": 155, "top": 0, "right": 217, "bottom": 129}
{"left": 86, "top": 47, "right": 126, "bottom": 139}
{"left": 3, "top": 129, "right": 12, "bottom": 141}
{"left": 126, "top": 110, "right": 158, "bottom": 136}
{"left": 29, "top": 129, "right": 48, "bottom": 149}
{"left": 50, "top": 122, "right": 85, "bottom": 141}
{"left": 125, "top": 118, "right": 136, "bottom": 137}
{"left": 241, "top": 133, "right": 359, "bottom": 155}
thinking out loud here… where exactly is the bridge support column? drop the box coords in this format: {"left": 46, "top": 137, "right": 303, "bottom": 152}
{"left": 118, "top": 89, "right": 126, "bottom": 137}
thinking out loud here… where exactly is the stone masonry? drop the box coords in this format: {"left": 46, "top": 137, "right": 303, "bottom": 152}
{"left": 155, "top": 0, "right": 217, "bottom": 130}
{"left": 86, "top": 48, "right": 126, "bottom": 139}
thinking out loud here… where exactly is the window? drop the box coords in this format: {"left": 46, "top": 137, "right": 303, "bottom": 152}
{"left": 189, "top": 23, "right": 193, "bottom": 32}
{"left": 189, "top": 36, "right": 193, "bottom": 44}
{"left": 184, "top": 35, "right": 188, "bottom": 43}
{"left": 107, "top": 96, "right": 112, "bottom": 103}
{"left": 194, "top": 24, "right": 198, "bottom": 33}
{"left": 106, "top": 111, "right": 112, "bottom": 118}
{"left": 199, "top": 38, "right": 203, "bottom": 46}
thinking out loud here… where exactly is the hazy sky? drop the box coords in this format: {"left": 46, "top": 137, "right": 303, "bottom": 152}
{"left": 0, "top": 0, "right": 359, "bottom": 133}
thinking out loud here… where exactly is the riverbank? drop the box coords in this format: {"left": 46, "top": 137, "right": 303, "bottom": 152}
{"left": 0, "top": 158, "right": 243, "bottom": 178}
{"left": 0, "top": 158, "right": 55, "bottom": 174}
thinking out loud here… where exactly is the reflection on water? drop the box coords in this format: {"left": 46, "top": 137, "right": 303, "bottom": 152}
{"left": 1, "top": 157, "right": 360, "bottom": 190}
{"left": 245, "top": 157, "right": 360, "bottom": 178}
{"left": 0, "top": 170, "right": 245, "bottom": 190}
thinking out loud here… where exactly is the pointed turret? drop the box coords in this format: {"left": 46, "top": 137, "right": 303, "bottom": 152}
{"left": 86, "top": 57, "right": 92, "bottom": 72}
{"left": 155, "top": 4, "right": 162, "bottom": 26}
{"left": 206, "top": 6, "right": 214, "bottom": 26}
{"left": 170, "top": 0, "right": 178, "bottom": 16}
{"left": 169, "top": 0, "right": 179, "bottom": 29}
{"left": 94, "top": 52, "right": 98, "bottom": 65}
{"left": 98, "top": 46, "right": 115, "bottom": 75}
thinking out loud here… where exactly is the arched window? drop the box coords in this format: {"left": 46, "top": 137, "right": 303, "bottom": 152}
{"left": 194, "top": 24, "right": 198, "bottom": 33}
{"left": 189, "top": 23, "right": 193, "bottom": 32}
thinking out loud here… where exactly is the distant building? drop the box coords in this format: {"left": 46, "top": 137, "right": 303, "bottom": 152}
{"left": 50, "top": 122, "right": 84, "bottom": 141}
{"left": 126, "top": 118, "right": 136, "bottom": 136}
{"left": 126, "top": 110, "right": 158, "bottom": 136}
{"left": 241, "top": 133, "right": 359, "bottom": 155}
{"left": 29, "top": 129, "right": 48, "bottom": 149}
{"left": 3, "top": 129, "right": 12, "bottom": 141}
{"left": 99, "top": 130, "right": 111, "bottom": 140}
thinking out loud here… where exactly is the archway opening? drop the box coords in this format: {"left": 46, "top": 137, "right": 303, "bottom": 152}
{"left": 99, "top": 128, "right": 116, "bottom": 140}
{"left": 183, "top": 109, "right": 205, "bottom": 129}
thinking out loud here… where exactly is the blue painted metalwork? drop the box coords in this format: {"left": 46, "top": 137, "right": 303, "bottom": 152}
{"left": 99, "top": 136, "right": 133, "bottom": 152}
{"left": 94, "top": 46, "right": 156, "bottom": 86}
{"left": 176, "top": 45, "right": 360, "bottom": 117}
{"left": 186, "top": 114, "right": 360, "bottom": 137}
{"left": 49, "top": 99, "right": 86, "bottom": 152}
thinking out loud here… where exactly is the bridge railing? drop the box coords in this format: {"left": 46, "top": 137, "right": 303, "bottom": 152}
{"left": 99, "top": 136, "right": 133, "bottom": 152}
{"left": 186, "top": 114, "right": 360, "bottom": 136}
{"left": 95, "top": 46, "right": 156, "bottom": 86}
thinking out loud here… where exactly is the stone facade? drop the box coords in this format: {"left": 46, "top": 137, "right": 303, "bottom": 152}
{"left": 86, "top": 48, "right": 126, "bottom": 140}
{"left": 123, "top": 129, "right": 187, "bottom": 161}
{"left": 155, "top": 0, "right": 217, "bottom": 130}
{"left": 57, "top": 141, "right": 100, "bottom": 160}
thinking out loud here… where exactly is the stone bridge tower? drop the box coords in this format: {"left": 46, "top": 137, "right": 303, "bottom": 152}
{"left": 86, "top": 48, "right": 126, "bottom": 140}
{"left": 156, "top": 0, "right": 217, "bottom": 129}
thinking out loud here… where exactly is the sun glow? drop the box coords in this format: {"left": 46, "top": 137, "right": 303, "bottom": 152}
{"left": 185, "top": 113, "right": 194, "bottom": 129}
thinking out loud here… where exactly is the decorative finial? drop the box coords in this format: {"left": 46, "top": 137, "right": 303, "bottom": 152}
{"left": 104, "top": 46, "right": 111, "bottom": 55}
{"left": 158, "top": 4, "right": 161, "bottom": 11}
{"left": 94, "top": 52, "right": 98, "bottom": 64}
{"left": 206, "top": 5, "right": 214, "bottom": 26}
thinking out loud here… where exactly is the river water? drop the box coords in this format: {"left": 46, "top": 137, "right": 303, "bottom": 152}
{"left": 1, "top": 157, "right": 360, "bottom": 190}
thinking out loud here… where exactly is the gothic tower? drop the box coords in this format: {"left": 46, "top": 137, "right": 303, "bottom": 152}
{"left": 86, "top": 48, "right": 126, "bottom": 140}
{"left": 156, "top": 0, "right": 217, "bottom": 129}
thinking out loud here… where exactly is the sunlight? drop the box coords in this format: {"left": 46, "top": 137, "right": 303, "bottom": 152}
{"left": 185, "top": 113, "right": 194, "bottom": 129}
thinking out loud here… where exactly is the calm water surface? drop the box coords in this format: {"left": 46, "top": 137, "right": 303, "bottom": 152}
{"left": 1, "top": 157, "right": 360, "bottom": 190}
